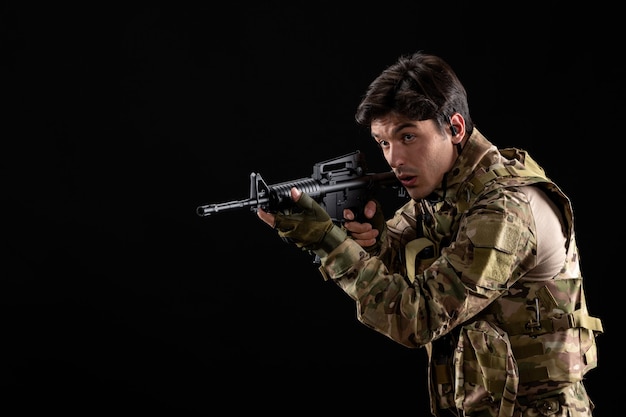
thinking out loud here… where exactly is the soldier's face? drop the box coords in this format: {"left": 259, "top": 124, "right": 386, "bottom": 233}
{"left": 370, "top": 113, "right": 458, "bottom": 200}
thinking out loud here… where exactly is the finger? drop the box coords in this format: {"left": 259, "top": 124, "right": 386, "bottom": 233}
{"left": 343, "top": 208, "right": 356, "bottom": 221}
{"left": 352, "top": 228, "right": 379, "bottom": 240}
{"left": 343, "top": 220, "right": 373, "bottom": 234}
{"left": 352, "top": 236, "right": 378, "bottom": 248}
{"left": 363, "top": 200, "right": 377, "bottom": 219}
{"left": 257, "top": 208, "right": 276, "bottom": 228}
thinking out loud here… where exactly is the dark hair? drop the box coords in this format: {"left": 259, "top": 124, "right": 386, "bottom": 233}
{"left": 355, "top": 52, "right": 473, "bottom": 135}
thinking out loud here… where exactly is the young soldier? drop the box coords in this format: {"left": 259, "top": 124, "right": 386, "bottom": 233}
{"left": 257, "top": 51, "right": 603, "bottom": 417}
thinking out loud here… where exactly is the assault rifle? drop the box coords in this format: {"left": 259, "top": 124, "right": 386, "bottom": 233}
{"left": 196, "top": 150, "right": 407, "bottom": 224}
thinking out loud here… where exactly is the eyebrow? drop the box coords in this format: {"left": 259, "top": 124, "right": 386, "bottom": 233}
{"left": 371, "top": 121, "right": 416, "bottom": 139}
{"left": 394, "top": 122, "right": 417, "bottom": 133}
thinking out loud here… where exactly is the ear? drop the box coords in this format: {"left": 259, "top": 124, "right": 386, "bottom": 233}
{"left": 449, "top": 113, "right": 465, "bottom": 144}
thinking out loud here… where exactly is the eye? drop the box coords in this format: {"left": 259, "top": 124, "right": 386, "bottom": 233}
{"left": 377, "top": 139, "right": 389, "bottom": 148}
{"left": 402, "top": 133, "right": 416, "bottom": 143}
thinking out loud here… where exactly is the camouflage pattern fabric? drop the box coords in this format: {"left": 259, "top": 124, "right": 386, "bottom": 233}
{"left": 318, "top": 128, "right": 602, "bottom": 417}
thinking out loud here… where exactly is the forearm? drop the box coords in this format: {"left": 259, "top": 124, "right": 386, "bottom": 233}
{"left": 319, "top": 238, "right": 431, "bottom": 347}
{"left": 319, "top": 238, "right": 511, "bottom": 348}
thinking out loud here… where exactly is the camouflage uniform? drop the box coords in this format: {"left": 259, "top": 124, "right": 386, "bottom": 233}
{"left": 318, "top": 128, "right": 603, "bottom": 417}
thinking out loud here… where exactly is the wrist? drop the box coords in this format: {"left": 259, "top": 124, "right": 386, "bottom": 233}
{"left": 312, "top": 225, "right": 347, "bottom": 258}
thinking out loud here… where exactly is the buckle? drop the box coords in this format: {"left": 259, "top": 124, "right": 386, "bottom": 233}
{"left": 525, "top": 297, "right": 542, "bottom": 337}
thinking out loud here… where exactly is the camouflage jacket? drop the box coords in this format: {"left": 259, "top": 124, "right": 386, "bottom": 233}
{"left": 319, "top": 128, "right": 603, "bottom": 416}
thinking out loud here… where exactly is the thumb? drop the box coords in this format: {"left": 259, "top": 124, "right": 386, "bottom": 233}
{"left": 291, "top": 187, "right": 302, "bottom": 202}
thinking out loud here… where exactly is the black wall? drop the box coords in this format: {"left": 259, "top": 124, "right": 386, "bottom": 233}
{"left": 5, "top": 2, "right": 619, "bottom": 415}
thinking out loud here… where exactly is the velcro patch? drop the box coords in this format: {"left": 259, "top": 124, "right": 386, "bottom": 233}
{"left": 467, "top": 217, "right": 522, "bottom": 285}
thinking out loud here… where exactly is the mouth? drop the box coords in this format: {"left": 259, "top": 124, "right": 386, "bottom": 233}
{"left": 397, "top": 174, "right": 417, "bottom": 187}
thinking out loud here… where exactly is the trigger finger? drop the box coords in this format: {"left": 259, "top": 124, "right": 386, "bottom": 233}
{"left": 364, "top": 200, "right": 378, "bottom": 219}
{"left": 343, "top": 208, "right": 355, "bottom": 221}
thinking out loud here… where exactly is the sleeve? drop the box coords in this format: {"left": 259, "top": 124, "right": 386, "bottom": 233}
{"left": 318, "top": 187, "right": 537, "bottom": 348}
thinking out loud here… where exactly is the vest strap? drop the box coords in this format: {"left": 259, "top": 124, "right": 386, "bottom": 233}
{"left": 501, "top": 309, "right": 604, "bottom": 338}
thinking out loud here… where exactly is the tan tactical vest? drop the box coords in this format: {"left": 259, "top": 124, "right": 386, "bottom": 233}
{"left": 403, "top": 149, "right": 603, "bottom": 416}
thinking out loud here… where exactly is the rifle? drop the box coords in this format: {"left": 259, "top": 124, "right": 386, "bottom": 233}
{"left": 196, "top": 150, "right": 407, "bottom": 224}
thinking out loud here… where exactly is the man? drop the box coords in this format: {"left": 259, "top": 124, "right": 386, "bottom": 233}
{"left": 257, "top": 52, "right": 603, "bottom": 417}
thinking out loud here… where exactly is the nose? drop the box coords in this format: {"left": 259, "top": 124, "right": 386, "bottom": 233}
{"left": 386, "top": 144, "right": 404, "bottom": 169}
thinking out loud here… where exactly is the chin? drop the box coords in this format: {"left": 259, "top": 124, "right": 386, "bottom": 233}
{"left": 406, "top": 190, "right": 425, "bottom": 201}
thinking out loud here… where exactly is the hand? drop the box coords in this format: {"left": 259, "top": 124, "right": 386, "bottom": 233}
{"left": 258, "top": 187, "right": 336, "bottom": 251}
{"left": 343, "top": 200, "right": 385, "bottom": 249}
{"left": 257, "top": 187, "right": 308, "bottom": 228}
{"left": 257, "top": 204, "right": 277, "bottom": 228}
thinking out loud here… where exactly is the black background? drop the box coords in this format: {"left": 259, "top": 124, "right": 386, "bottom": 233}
{"left": 4, "top": 2, "right": 621, "bottom": 415}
